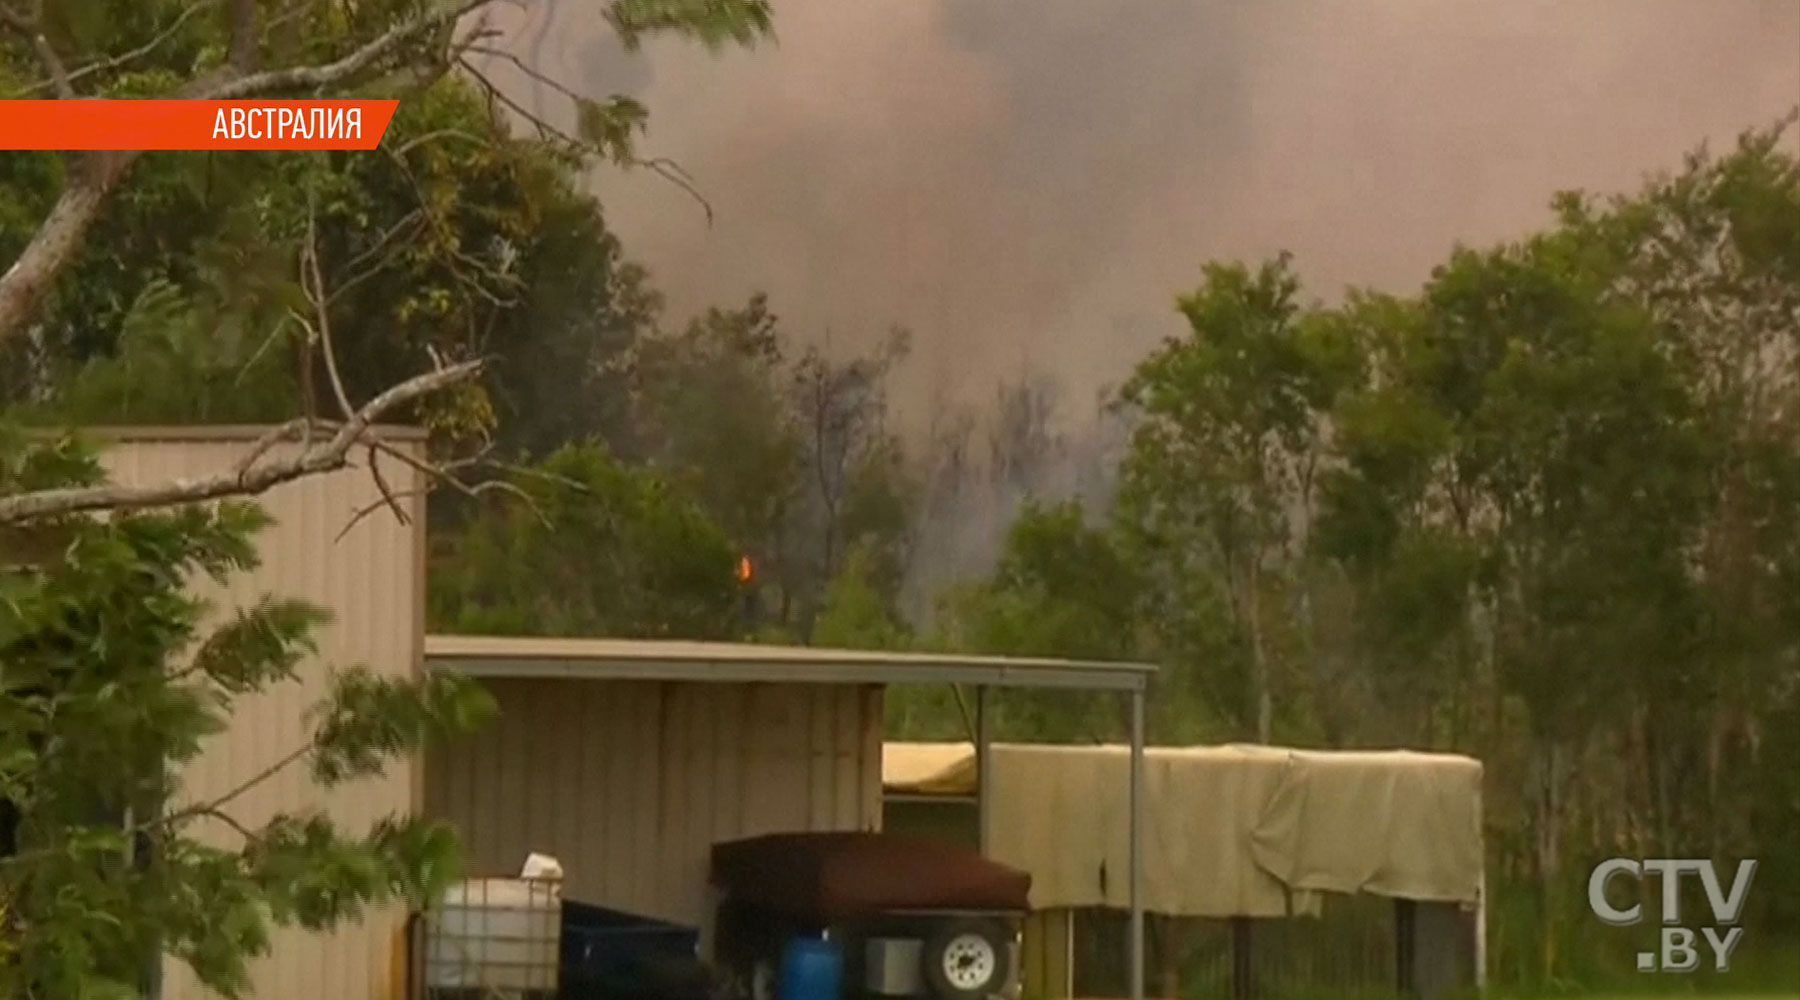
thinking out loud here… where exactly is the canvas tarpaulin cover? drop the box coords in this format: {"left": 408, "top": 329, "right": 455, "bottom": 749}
{"left": 885, "top": 742, "right": 1483, "bottom": 918}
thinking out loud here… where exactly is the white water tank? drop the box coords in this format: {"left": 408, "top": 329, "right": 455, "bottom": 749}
{"left": 424, "top": 875, "right": 563, "bottom": 994}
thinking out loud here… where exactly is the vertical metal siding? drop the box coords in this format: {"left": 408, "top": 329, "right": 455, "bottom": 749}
{"left": 100, "top": 432, "right": 425, "bottom": 1000}
{"left": 425, "top": 679, "right": 883, "bottom": 955}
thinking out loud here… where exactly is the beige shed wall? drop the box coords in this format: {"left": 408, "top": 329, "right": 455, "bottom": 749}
{"left": 425, "top": 678, "right": 883, "bottom": 955}
{"left": 100, "top": 430, "right": 426, "bottom": 1000}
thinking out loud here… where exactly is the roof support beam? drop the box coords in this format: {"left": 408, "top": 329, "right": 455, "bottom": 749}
{"left": 1128, "top": 685, "right": 1146, "bottom": 1000}
{"left": 424, "top": 638, "right": 1154, "bottom": 693}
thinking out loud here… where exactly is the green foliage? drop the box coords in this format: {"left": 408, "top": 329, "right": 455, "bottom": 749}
{"left": 632, "top": 295, "right": 799, "bottom": 548}
{"left": 1114, "top": 253, "right": 1357, "bottom": 741}
{"left": 892, "top": 119, "right": 1796, "bottom": 990}
{"left": 904, "top": 501, "right": 1149, "bottom": 742}
{"left": 13, "top": 280, "right": 301, "bottom": 425}
{"left": 629, "top": 298, "right": 919, "bottom": 639}
{"left": 605, "top": 0, "right": 775, "bottom": 52}
{"left": 576, "top": 95, "right": 652, "bottom": 165}
{"left": 948, "top": 500, "right": 1141, "bottom": 663}
{"left": 812, "top": 543, "right": 911, "bottom": 651}
{"left": 2, "top": 0, "right": 756, "bottom": 445}
{"left": 0, "top": 432, "right": 493, "bottom": 999}
{"left": 429, "top": 442, "right": 743, "bottom": 639}
{"left": 1017, "top": 119, "right": 1797, "bottom": 987}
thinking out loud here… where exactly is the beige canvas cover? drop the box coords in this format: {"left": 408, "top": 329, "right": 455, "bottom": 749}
{"left": 886, "top": 742, "right": 1483, "bottom": 918}
{"left": 883, "top": 741, "right": 979, "bottom": 795}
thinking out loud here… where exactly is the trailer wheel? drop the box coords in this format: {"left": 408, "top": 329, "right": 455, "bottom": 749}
{"left": 921, "top": 918, "right": 1008, "bottom": 1000}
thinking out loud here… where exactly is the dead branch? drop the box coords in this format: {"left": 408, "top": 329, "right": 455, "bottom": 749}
{"left": 454, "top": 55, "right": 715, "bottom": 225}
{"left": 323, "top": 210, "right": 426, "bottom": 306}
{"left": 332, "top": 434, "right": 546, "bottom": 539}
{"left": 0, "top": 359, "right": 484, "bottom": 524}
{"left": 366, "top": 438, "right": 538, "bottom": 516}
{"left": 337, "top": 485, "right": 429, "bottom": 541}
{"left": 464, "top": 43, "right": 587, "bottom": 106}
{"left": 359, "top": 442, "right": 411, "bottom": 529}
{"left": 299, "top": 200, "right": 356, "bottom": 420}
{"left": 336, "top": 473, "right": 531, "bottom": 541}
{"left": 456, "top": 55, "right": 579, "bottom": 146}
{"left": 639, "top": 157, "right": 714, "bottom": 227}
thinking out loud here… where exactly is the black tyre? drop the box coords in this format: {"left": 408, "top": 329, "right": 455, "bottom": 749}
{"left": 920, "top": 918, "right": 1010, "bottom": 1000}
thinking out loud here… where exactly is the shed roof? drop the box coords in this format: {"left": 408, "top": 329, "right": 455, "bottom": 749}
{"left": 423, "top": 634, "right": 1154, "bottom": 691}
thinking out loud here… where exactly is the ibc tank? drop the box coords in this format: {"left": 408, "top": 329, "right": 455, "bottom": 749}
{"left": 778, "top": 935, "right": 844, "bottom": 1000}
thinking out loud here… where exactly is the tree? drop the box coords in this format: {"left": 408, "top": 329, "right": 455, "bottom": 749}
{"left": 0, "top": 0, "right": 772, "bottom": 354}
{"left": 0, "top": 432, "right": 492, "bottom": 998}
{"left": 939, "top": 119, "right": 1798, "bottom": 988}
{"left": 428, "top": 441, "right": 743, "bottom": 639}
{"left": 1301, "top": 121, "right": 1799, "bottom": 983}
{"left": 2, "top": 73, "right": 664, "bottom": 475}
{"left": 812, "top": 541, "right": 911, "bottom": 652}
{"left": 0, "top": 2, "right": 779, "bottom": 995}
{"left": 918, "top": 500, "right": 1153, "bottom": 743}
{"left": 1114, "top": 254, "right": 1356, "bottom": 742}
{"left": 631, "top": 298, "right": 920, "bottom": 640}
{"left": 785, "top": 327, "right": 915, "bottom": 634}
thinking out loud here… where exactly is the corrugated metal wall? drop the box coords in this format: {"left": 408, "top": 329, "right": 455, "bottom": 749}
{"left": 101, "top": 428, "right": 426, "bottom": 1000}
{"left": 425, "top": 678, "right": 883, "bottom": 954}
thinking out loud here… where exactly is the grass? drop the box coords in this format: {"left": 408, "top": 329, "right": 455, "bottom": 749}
{"left": 1514, "top": 995, "right": 1800, "bottom": 1000}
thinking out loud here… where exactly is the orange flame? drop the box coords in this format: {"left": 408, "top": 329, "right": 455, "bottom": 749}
{"left": 736, "top": 555, "right": 754, "bottom": 583}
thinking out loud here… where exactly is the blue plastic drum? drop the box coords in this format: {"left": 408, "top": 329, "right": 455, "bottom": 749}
{"left": 777, "top": 935, "right": 844, "bottom": 1000}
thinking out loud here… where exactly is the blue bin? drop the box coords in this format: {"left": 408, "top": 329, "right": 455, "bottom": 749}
{"left": 777, "top": 935, "right": 843, "bottom": 1000}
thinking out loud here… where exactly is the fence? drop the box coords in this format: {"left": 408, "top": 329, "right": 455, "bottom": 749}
{"left": 1062, "top": 894, "right": 1477, "bottom": 1000}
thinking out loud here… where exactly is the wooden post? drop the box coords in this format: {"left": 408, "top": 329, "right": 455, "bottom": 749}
{"left": 1230, "top": 917, "right": 1255, "bottom": 1000}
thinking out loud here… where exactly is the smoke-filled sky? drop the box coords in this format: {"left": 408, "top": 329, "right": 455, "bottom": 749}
{"left": 486, "top": 0, "right": 1800, "bottom": 419}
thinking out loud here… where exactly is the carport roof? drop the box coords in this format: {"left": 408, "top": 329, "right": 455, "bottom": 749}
{"left": 423, "top": 634, "right": 1154, "bottom": 692}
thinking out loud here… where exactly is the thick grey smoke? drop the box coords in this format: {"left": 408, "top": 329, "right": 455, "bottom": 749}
{"left": 478, "top": 0, "right": 1799, "bottom": 601}
{"left": 520, "top": 0, "right": 1798, "bottom": 406}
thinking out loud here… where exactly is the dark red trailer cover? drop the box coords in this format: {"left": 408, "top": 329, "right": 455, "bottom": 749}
{"left": 709, "top": 832, "right": 1032, "bottom": 921}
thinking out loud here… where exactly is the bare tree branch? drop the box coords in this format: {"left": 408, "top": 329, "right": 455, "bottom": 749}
{"left": 0, "top": 359, "right": 484, "bottom": 524}
{"left": 354, "top": 441, "right": 412, "bottom": 533}
{"left": 640, "top": 156, "right": 715, "bottom": 227}
{"left": 299, "top": 200, "right": 357, "bottom": 421}
{"left": 456, "top": 54, "right": 578, "bottom": 146}
{"left": 464, "top": 42, "right": 586, "bottom": 106}
{"left": 456, "top": 53, "right": 715, "bottom": 225}
{"left": 233, "top": 418, "right": 317, "bottom": 474}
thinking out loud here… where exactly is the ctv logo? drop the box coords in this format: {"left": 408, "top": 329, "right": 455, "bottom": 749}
{"left": 1587, "top": 858, "right": 1758, "bottom": 972}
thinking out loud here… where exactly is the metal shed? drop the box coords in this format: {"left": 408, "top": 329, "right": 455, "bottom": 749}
{"left": 422, "top": 637, "right": 1159, "bottom": 1000}
{"left": 97, "top": 426, "right": 429, "bottom": 1000}
{"left": 84, "top": 425, "right": 1160, "bottom": 1000}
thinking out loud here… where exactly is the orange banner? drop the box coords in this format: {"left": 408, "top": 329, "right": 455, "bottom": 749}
{"left": 0, "top": 100, "right": 399, "bottom": 151}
